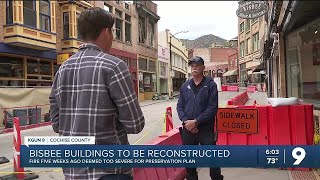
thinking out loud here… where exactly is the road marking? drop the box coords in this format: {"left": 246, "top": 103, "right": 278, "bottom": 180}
{"left": 133, "top": 113, "right": 165, "bottom": 145}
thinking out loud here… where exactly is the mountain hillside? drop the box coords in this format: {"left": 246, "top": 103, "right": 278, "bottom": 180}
{"left": 180, "top": 34, "right": 228, "bottom": 49}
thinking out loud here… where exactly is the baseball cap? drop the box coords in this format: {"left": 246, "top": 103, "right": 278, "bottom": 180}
{"left": 188, "top": 56, "right": 204, "bottom": 66}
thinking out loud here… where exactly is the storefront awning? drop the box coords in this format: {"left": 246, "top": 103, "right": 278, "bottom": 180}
{"left": 253, "top": 63, "right": 265, "bottom": 72}
{"left": 223, "top": 70, "right": 238, "bottom": 77}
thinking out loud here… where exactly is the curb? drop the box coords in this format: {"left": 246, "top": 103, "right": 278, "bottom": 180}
{"left": 0, "top": 122, "right": 52, "bottom": 134}
{"left": 140, "top": 99, "right": 176, "bottom": 107}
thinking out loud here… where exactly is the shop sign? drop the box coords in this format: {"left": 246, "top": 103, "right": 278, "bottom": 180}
{"left": 217, "top": 108, "right": 259, "bottom": 134}
{"left": 236, "top": 1, "right": 268, "bottom": 19}
{"left": 57, "top": 53, "right": 70, "bottom": 65}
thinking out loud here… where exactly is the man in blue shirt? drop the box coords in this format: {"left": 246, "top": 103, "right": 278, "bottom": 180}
{"left": 177, "top": 56, "right": 223, "bottom": 180}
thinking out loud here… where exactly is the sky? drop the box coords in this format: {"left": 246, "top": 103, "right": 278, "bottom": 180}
{"left": 155, "top": 1, "right": 239, "bottom": 40}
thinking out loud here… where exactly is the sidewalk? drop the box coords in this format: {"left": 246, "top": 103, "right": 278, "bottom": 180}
{"left": 0, "top": 99, "right": 173, "bottom": 134}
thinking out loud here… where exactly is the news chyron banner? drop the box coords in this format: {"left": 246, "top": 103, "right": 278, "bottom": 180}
{"left": 21, "top": 136, "right": 319, "bottom": 168}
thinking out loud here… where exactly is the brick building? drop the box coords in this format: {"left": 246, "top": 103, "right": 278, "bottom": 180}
{"left": 224, "top": 37, "right": 238, "bottom": 83}
{"left": 188, "top": 46, "right": 236, "bottom": 84}
{"left": 210, "top": 47, "right": 237, "bottom": 79}
{"left": 104, "top": 1, "right": 160, "bottom": 101}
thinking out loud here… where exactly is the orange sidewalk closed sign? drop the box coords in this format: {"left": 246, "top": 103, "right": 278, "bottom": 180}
{"left": 217, "top": 108, "right": 258, "bottom": 134}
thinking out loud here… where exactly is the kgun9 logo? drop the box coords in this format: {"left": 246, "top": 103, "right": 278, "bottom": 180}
{"left": 292, "top": 147, "right": 306, "bottom": 165}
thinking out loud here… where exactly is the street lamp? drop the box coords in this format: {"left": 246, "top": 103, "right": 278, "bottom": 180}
{"left": 169, "top": 30, "right": 188, "bottom": 96}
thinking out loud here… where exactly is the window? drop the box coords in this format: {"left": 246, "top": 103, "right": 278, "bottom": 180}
{"left": 239, "top": 22, "right": 244, "bottom": 33}
{"left": 148, "top": 21, "right": 154, "bottom": 47}
{"left": 182, "top": 60, "right": 185, "bottom": 71}
{"left": 23, "top": 0, "right": 36, "bottom": 28}
{"left": 138, "top": 58, "right": 147, "bottom": 71}
{"left": 39, "top": 0, "right": 50, "bottom": 31}
{"left": 285, "top": 18, "right": 320, "bottom": 107}
{"left": 252, "top": 33, "right": 259, "bottom": 52}
{"left": 240, "top": 63, "right": 246, "bottom": 85}
{"left": 104, "top": 4, "right": 112, "bottom": 13}
{"left": 125, "top": 14, "right": 130, "bottom": 22}
{"left": 115, "top": 18, "right": 122, "bottom": 41}
{"left": 0, "top": 57, "right": 24, "bottom": 79}
{"left": 240, "top": 41, "right": 245, "bottom": 57}
{"left": 6, "top": 0, "right": 13, "bottom": 24}
{"left": 138, "top": 16, "right": 146, "bottom": 43}
{"left": 245, "top": 19, "right": 250, "bottom": 32}
{"left": 76, "top": 12, "right": 80, "bottom": 39}
{"left": 141, "top": 73, "right": 156, "bottom": 92}
{"left": 177, "top": 57, "right": 182, "bottom": 69}
{"left": 115, "top": 9, "right": 122, "bottom": 18}
{"left": 160, "top": 62, "right": 167, "bottom": 77}
{"left": 63, "top": 12, "right": 69, "bottom": 39}
{"left": 125, "top": 14, "right": 131, "bottom": 43}
{"left": 148, "top": 60, "right": 156, "bottom": 72}
{"left": 125, "top": 2, "right": 129, "bottom": 10}
{"left": 125, "top": 22, "right": 131, "bottom": 43}
{"left": 39, "top": 61, "right": 51, "bottom": 75}
{"left": 251, "top": 18, "right": 258, "bottom": 24}
{"left": 246, "top": 38, "right": 250, "bottom": 54}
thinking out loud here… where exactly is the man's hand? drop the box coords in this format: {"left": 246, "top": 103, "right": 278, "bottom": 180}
{"left": 189, "top": 127, "right": 199, "bottom": 134}
{"left": 184, "top": 120, "right": 198, "bottom": 134}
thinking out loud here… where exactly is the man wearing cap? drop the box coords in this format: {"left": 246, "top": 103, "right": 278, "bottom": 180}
{"left": 177, "top": 56, "right": 223, "bottom": 180}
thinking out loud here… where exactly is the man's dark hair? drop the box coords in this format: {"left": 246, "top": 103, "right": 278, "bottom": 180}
{"left": 78, "top": 7, "right": 114, "bottom": 41}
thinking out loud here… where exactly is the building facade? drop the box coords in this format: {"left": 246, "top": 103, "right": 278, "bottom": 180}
{"left": 238, "top": 14, "right": 267, "bottom": 87}
{"left": 0, "top": 0, "right": 159, "bottom": 101}
{"left": 223, "top": 37, "right": 238, "bottom": 83}
{"left": 157, "top": 44, "right": 169, "bottom": 95}
{"left": 158, "top": 29, "right": 188, "bottom": 95}
{"left": 135, "top": 1, "right": 159, "bottom": 101}
{"left": 103, "top": 1, "right": 139, "bottom": 95}
{"left": 210, "top": 47, "right": 237, "bottom": 83}
{"left": 0, "top": 0, "right": 63, "bottom": 87}
{"left": 225, "top": 51, "right": 238, "bottom": 84}
{"left": 265, "top": 1, "right": 320, "bottom": 107}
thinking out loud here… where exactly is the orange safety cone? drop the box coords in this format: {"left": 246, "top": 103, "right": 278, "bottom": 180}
{"left": 0, "top": 118, "right": 39, "bottom": 180}
{"left": 165, "top": 107, "right": 173, "bottom": 132}
{"left": 13, "top": 117, "right": 25, "bottom": 179}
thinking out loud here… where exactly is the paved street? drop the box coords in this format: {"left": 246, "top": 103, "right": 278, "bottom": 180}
{"left": 0, "top": 91, "right": 299, "bottom": 180}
